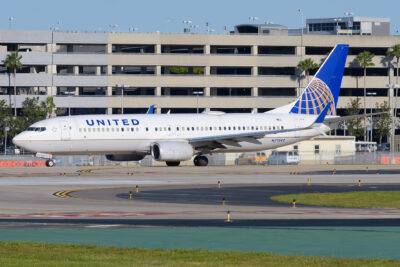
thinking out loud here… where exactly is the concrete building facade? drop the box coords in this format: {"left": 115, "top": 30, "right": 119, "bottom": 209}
{"left": 0, "top": 27, "right": 399, "bottom": 127}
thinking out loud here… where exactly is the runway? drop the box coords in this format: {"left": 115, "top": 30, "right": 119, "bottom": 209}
{"left": 1, "top": 165, "right": 400, "bottom": 259}
{"left": 1, "top": 165, "right": 400, "bottom": 222}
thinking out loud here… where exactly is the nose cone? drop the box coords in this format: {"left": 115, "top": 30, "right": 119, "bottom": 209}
{"left": 12, "top": 133, "right": 24, "bottom": 148}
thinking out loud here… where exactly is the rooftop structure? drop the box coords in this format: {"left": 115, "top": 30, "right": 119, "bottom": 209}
{"left": 306, "top": 17, "right": 390, "bottom": 35}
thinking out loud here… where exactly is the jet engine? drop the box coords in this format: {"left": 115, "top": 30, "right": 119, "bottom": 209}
{"left": 151, "top": 141, "right": 193, "bottom": 161}
{"left": 105, "top": 154, "right": 145, "bottom": 161}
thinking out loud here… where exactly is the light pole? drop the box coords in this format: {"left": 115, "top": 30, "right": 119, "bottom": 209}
{"left": 109, "top": 24, "right": 119, "bottom": 33}
{"left": 116, "top": 84, "right": 129, "bottom": 114}
{"left": 183, "top": 20, "right": 192, "bottom": 33}
{"left": 193, "top": 91, "right": 203, "bottom": 114}
{"left": 298, "top": 9, "right": 304, "bottom": 35}
{"left": 4, "top": 126, "right": 10, "bottom": 155}
{"left": 367, "top": 92, "right": 377, "bottom": 142}
{"left": 248, "top": 17, "right": 259, "bottom": 23}
{"left": 8, "top": 17, "right": 14, "bottom": 30}
{"left": 387, "top": 84, "right": 399, "bottom": 163}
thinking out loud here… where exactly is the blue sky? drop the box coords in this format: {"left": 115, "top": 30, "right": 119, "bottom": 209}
{"left": 0, "top": 0, "right": 399, "bottom": 34}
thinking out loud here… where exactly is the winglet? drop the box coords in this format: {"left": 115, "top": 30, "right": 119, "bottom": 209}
{"left": 146, "top": 105, "right": 155, "bottom": 114}
{"left": 314, "top": 104, "right": 330, "bottom": 123}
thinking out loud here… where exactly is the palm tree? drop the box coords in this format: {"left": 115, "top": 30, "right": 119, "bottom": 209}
{"left": 297, "top": 58, "right": 318, "bottom": 85}
{"left": 387, "top": 44, "right": 400, "bottom": 122}
{"left": 354, "top": 51, "right": 375, "bottom": 141}
{"left": 3, "top": 51, "right": 23, "bottom": 117}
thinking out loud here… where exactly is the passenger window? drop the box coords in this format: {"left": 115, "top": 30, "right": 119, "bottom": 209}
{"left": 176, "top": 127, "right": 179, "bottom": 131}
{"left": 192, "top": 127, "right": 195, "bottom": 131}
{"left": 201, "top": 127, "right": 204, "bottom": 131}
{"left": 102, "top": 128, "right": 105, "bottom": 132}
{"left": 219, "top": 127, "right": 222, "bottom": 130}
{"left": 107, "top": 128, "right": 109, "bottom": 132}
{"left": 251, "top": 126, "right": 254, "bottom": 130}
{"left": 168, "top": 127, "right": 171, "bottom": 131}
{"left": 224, "top": 127, "right": 226, "bottom": 130}
{"left": 88, "top": 128, "right": 91, "bottom": 132}
{"left": 187, "top": 127, "right": 190, "bottom": 131}
{"left": 79, "top": 128, "right": 82, "bottom": 132}
{"left": 146, "top": 127, "right": 149, "bottom": 131}
{"left": 111, "top": 128, "right": 114, "bottom": 132}
{"left": 210, "top": 127, "right": 212, "bottom": 131}
{"left": 116, "top": 128, "right": 119, "bottom": 132}
{"left": 121, "top": 128, "right": 124, "bottom": 132}
{"left": 83, "top": 128, "right": 87, "bottom": 132}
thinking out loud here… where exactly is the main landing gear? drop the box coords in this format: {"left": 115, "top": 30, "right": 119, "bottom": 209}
{"left": 45, "top": 159, "right": 55, "bottom": 167}
{"left": 194, "top": 155, "right": 208, "bottom": 166}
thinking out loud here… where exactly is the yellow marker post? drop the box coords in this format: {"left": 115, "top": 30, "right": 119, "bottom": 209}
{"left": 218, "top": 181, "right": 221, "bottom": 189}
{"left": 136, "top": 185, "right": 139, "bottom": 193}
{"left": 358, "top": 179, "right": 361, "bottom": 187}
{"left": 292, "top": 199, "right": 296, "bottom": 209}
{"left": 129, "top": 191, "right": 133, "bottom": 200}
{"left": 307, "top": 178, "right": 311, "bottom": 186}
{"left": 222, "top": 197, "right": 226, "bottom": 206}
{"left": 227, "top": 210, "right": 231, "bottom": 222}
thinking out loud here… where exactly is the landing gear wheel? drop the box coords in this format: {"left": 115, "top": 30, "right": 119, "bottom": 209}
{"left": 166, "top": 161, "right": 180, "bottom": 167}
{"left": 194, "top": 155, "right": 208, "bottom": 166}
{"left": 46, "top": 159, "right": 54, "bottom": 167}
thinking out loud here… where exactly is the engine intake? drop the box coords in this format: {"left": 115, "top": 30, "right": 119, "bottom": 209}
{"left": 151, "top": 141, "right": 193, "bottom": 161}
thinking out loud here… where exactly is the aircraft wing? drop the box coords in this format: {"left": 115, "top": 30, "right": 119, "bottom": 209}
{"left": 188, "top": 126, "right": 307, "bottom": 150}
{"left": 189, "top": 105, "right": 331, "bottom": 150}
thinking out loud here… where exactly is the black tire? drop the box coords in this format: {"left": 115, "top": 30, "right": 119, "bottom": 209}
{"left": 194, "top": 156, "right": 208, "bottom": 166}
{"left": 166, "top": 161, "right": 180, "bottom": 167}
{"left": 46, "top": 159, "right": 54, "bottom": 167}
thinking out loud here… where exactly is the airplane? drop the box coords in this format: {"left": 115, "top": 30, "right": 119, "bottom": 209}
{"left": 13, "top": 44, "right": 351, "bottom": 167}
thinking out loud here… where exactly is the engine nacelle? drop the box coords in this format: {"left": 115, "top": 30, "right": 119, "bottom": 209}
{"left": 105, "top": 154, "right": 145, "bottom": 161}
{"left": 151, "top": 141, "right": 193, "bottom": 161}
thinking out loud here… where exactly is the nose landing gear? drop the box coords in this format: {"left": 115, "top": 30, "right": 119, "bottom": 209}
{"left": 45, "top": 159, "right": 54, "bottom": 167}
{"left": 194, "top": 155, "right": 208, "bottom": 166}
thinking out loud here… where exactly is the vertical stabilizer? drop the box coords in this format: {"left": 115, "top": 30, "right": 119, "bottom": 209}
{"left": 268, "top": 44, "right": 349, "bottom": 116}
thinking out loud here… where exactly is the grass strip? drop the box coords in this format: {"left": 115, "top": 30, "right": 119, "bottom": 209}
{"left": 0, "top": 241, "right": 398, "bottom": 266}
{"left": 271, "top": 191, "right": 400, "bottom": 208}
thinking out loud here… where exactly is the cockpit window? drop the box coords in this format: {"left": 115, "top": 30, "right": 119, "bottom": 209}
{"left": 26, "top": 127, "right": 46, "bottom": 132}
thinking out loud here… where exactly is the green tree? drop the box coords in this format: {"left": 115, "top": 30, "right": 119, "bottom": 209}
{"left": 0, "top": 100, "right": 12, "bottom": 143}
{"left": 40, "top": 96, "right": 56, "bottom": 118}
{"left": 374, "top": 101, "right": 391, "bottom": 144}
{"left": 354, "top": 51, "right": 375, "bottom": 141}
{"left": 3, "top": 51, "right": 23, "bottom": 117}
{"left": 297, "top": 58, "right": 318, "bottom": 85}
{"left": 19, "top": 97, "right": 56, "bottom": 129}
{"left": 345, "top": 97, "right": 364, "bottom": 140}
{"left": 387, "top": 44, "right": 400, "bottom": 120}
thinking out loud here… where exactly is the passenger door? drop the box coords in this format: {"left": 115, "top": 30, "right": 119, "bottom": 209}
{"left": 60, "top": 120, "right": 71, "bottom": 140}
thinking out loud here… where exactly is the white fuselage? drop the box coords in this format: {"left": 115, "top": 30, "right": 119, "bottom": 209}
{"left": 13, "top": 113, "right": 329, "bottom": 156}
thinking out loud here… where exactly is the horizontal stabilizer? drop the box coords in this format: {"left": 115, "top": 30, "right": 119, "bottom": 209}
{"left": 324, "top": 112, "right": 388, "bottom": 123}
